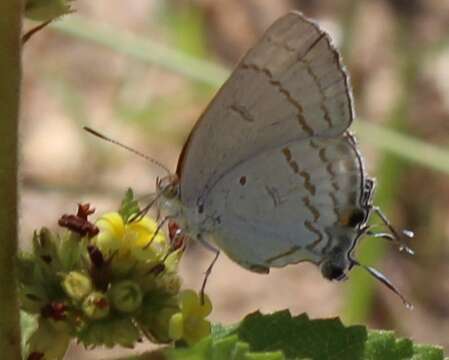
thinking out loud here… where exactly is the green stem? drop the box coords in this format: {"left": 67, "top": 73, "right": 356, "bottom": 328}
{"left": 0, "top": 1, "right": 23, "bottom": 359}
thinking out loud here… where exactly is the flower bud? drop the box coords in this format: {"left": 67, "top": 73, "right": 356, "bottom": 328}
{"left": 168, "top": 312, "right": 184, "bottom": 341}
{"left": 82, "top": 292, "right": 110, "bottom": 319}
{"left": 62, "top": 271, "right": 92, "bottom": 301}
{"left": 167, "top": 290, "right": 212, "bottom": 345}
{"left": 33, "top": 228, "right": 60, "bottom": 271}
{"left": 109, "top": 280, "right": 143, "bottom": 313}
{"left": 155, "top": 273, "right": 182, "bottom": 295}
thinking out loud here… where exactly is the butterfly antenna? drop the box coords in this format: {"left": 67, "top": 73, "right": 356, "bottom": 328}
{"left": 351, "top": 259, "right": 413, "bottom": 310}
{"left": 83, "top": 126, "right": 171, "bottom": 175}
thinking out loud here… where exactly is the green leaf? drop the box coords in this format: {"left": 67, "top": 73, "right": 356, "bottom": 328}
{"left": 165, "top": 331, "right": 286, "bottom": 360}
{"left": 214, "top": 311, "right": 447, "bottom": 360}
{"left": 412, "top": 344, "right": 446, "bottom": 360}
{"left": 237, "top": 310, "right": 366, "bottom": 360}
{"left": 25, "top": 318, "right": 71, "bottom": 360}
{"left": 211, "top": 322, "right": 238, "bottom": 340}
{"left": 364, "top": 331, "right": 413, "bottom": 359}
{"left": 365, "top": 330, "right": 447, "bottom": 360}
{"left": 119, "top": 188, "right": 140, "bottom": 223}
{"left": 157, "top": 311, "right": 449, "bottom": 360}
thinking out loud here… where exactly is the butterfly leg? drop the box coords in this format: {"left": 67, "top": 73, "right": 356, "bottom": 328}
{"left": 197, "top": 236, "right": 220, "bottom": 304}
{"left": 128, "top": 194, "right": 160, "bottom": 223}
{"left": 366, "top": 229, "right": 395, "bottom": 241}
{"left": 371, "top": 206, "right": 414, "bottom": 255}
{"left": 350, "top": 258, "right": 413, "bottom": 309}
{"left": 143, "top": 216, "right": 172, "bottom": 249}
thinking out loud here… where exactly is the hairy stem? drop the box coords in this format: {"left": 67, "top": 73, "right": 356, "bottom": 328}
{"left": 0, "top": 0, "right": 23, "bottom": 358}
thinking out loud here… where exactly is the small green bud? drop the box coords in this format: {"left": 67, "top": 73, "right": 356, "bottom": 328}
{"left": 109, "top": 280, "right": 143, "bottom": 313}
{"left": 58, "top": 232, "right": 85, "bottom": 271}
{"left": 167, "top": 290, "right": 212, "bottom": 345}
{"left": 82, "top": 292, "right": 110, "bottom": 319}
{"left": 33, "top": 228, "right": 60, "bottom": 270}
{"left": 143, "top": 307, "right": 179, "bottom": 343}
{"left": 62, "top": 271, "right": 92, "bottom": 301}
{"left": 139, "top": 294, "right": 180, "bottom": 343}
{"left": 155, "top": 272, "right": 182, "bottom": 295}
{"left": 168, "top": 312, "right": 184, "bottom": 340}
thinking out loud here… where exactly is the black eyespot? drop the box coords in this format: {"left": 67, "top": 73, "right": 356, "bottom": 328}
{"left": 348, "top": 208, "right": 365, "bottom": 227}
{"left": 198, "top": 204, "right": 204, "bottom": 214}
{"left": 239, "top": 176, "right": 247, "bottom": 186}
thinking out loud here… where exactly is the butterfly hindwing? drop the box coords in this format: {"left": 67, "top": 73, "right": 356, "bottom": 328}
{"left": 202, "top": 134, "right": 365, "bottom": 271}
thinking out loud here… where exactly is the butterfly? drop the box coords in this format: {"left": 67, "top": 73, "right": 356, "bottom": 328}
{"left": 86, "top": 11, "right": 413, "bottom": 307}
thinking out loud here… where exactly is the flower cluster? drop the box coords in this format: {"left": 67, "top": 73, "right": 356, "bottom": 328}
{"left": 18, "top": 189, "right": 212, "bottom": 359}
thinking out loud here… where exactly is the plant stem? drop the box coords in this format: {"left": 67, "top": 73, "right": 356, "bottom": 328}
{"left": 0, "top": 0, "right": 23, "bottom": 359}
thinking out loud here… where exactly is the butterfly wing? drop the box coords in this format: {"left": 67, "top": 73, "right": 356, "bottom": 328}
{"left": 201, "top": 134, "right": 366, "bottom": 271}
{"left": 177, "top": 11, "right": 354, "bottom": 208}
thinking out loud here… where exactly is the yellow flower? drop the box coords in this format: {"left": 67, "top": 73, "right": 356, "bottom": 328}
{"left": 94, "top": 212, "right": 167, "bottom": 263}
{"left": 168, "top": 290, "right": 212, "bottom": 345}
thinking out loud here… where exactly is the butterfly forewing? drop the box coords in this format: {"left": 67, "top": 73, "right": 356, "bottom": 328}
{"left": 177, "top": 12, "right": 354, "bottom": 208}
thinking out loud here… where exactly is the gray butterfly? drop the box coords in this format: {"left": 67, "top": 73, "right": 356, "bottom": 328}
{"left": 86, "top": 11, "right": 413, "bottom": 306}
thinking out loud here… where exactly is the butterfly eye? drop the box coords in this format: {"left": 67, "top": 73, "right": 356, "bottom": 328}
{"left": 164, "top": 185, "right": 179, "bottom": 199}
{"left": 157, "top": 175, "right": 179, "bottom": 198}
{"left": 161, "top": 182, "right": 178, "bottom": 199}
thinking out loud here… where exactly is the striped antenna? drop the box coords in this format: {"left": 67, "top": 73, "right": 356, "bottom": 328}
{"left": 83, "top": 127, "right": 171, "bottom": 175}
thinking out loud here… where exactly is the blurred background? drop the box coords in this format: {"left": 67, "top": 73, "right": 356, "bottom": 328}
{"left": 21, "top": 0, "right": 449, "bottom": 358}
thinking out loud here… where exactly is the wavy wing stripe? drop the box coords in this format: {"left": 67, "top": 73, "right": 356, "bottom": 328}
{"left": 304, "top": 220, "right": 324, "bottom": 250}
{"left": 302, "top": 196, "right": 320, "bottom": 222}
{"left": 241, "top": 63, "right": 314, "bottom": 136}
{"left": 281, "top": 147, "right": 316, "bottom": 195}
